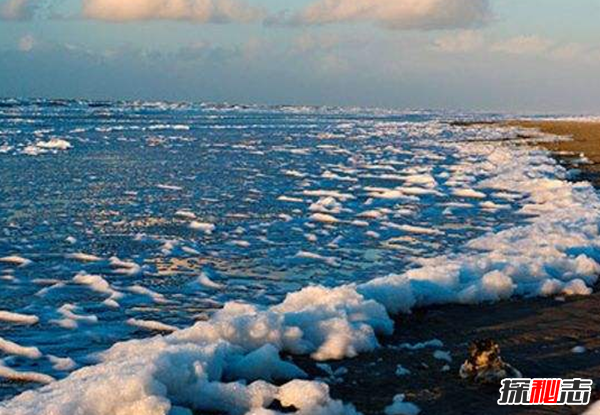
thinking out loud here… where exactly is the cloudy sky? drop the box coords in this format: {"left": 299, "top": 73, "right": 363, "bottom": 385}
{"left": 1, "top": 0, "right": 599, "bottom": 112}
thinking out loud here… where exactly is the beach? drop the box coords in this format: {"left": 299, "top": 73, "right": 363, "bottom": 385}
{"left": 3, "top": 0, "right": 600, "bottom": 413}
{"left": 507, "top": 120, "right": 600, "bottom": 163}
{"left": 312, "top": 286, "right": 600, "bottom": 415}
{"left": 313, "top": 120, "right": 600, "bottom": 415}
{"left": 506, "top": 120, "right": 600, "bottom": 187}
{"left": 2, "top": 104, "right": 600, "bottom": 415}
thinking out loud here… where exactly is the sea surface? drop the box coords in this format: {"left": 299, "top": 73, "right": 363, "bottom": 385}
{"left": 0, "top": 99, "right": 543, "bottom": 400}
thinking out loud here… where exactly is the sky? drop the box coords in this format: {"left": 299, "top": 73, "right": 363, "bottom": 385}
{"left": 1, "top": 0, "right": 600, "bottom": 112}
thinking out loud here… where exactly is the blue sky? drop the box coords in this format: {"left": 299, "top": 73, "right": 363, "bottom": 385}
{"left": 1, "top": 0, "right": 600, "bottom": 112}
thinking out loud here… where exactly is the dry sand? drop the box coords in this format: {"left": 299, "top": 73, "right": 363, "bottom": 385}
{"left": 506, "top": 120, "right": 600, "bottom": 164}
{"left": 507, "top": 120, "right": 600, "bottom": 186}
{"left": 293, "top": 120, "right": 600, "bottom": 415}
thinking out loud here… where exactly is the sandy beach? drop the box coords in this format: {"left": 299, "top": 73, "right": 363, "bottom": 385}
{"left": 3, "top": 2, "right": 600, "bottom": 414}
{"left": 309, "top": 290, "right": 600, "bottom": 415}
{"left": 2, "top": 109, "right": 600, "bottom": 415}
{"left": 507, "top": 120, "right": 600, "bottom": 186}
{"left": 506, "top": 120, "right": 600, "bottom": 164}
{"left": 306, "top": 120, "right": 600, "bottom": 415}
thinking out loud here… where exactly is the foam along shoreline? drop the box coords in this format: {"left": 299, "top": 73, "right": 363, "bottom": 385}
{"left": 505, "top": 120, "right": 600, "bottom": 187}
{"left": 3, "top": 122, "right": 600, "bottom": 415}
{"left": 505, "top": 120, "right": 600, "bottom": 163}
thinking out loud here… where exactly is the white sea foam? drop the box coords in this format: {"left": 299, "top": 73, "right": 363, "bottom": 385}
{"left": 384, "top": 394, "right": 420, "bottom": 415}
{"left": 72, "top": 272, "right": 123, "bottom": 307}
{"left": 295, "top": 251, "right": 339, "bottom": 267}
{"left": 35, "top": 138, "right": 72, "bottom": 150}
{"left": 395, "top": 365, "right": 411, "bottom": 376}
{"left": 433, "top": 350, "right": 452, "bottom": 363}
{"left": 3, "top": 122, "right": 600, "bottom": 415}
{"left": 0, "top": 311, "right": 39, "bottom": 325}
{"left": 452, "top": 188, "right": 487, "bottom": 199}
{"left": 109, "top": 257, "right": 144, "bottom": 276}
{"left": 73, "top": 272, "right": 119, "bottom": 297}
{"left": 48, "top": 355, "right": 78, "bottom": 372}
{"left": 0, "top": 337, "right": 42, "bottom": 360}
{"left": 1, "top": 289, "right": 368, "bottom": 414}
{"left": 192, "top": 272, "right": 225, "bottom": 290}
{"left": 65, "top": 252, "right": 103, "bottom": 262}
{"left": 157, "top": 184, "right": 184, "bottom": 191}
{"left": 189, "top": 221, "right": 216, "bottom": 234}
{"left": 309, "top": 197, "right": 342, "bottom": 214}
{"left": 278, "top": 195, "right": 304, "bottom": 203}
{"left": 0, "top": 256, "right": 32, "bottom": 267}
{"left": 394, "top": 339, "right": 444, "bottom": 351}
{"left": 51, "top": 304, "right": 98, "bottom": 329}
{"left": 0, "top": 363, "right": 55, "bottom": 385}
{"left": 127, "top": 285, "right": 169, "bottom": 304}
{"left": 310, "top": 213, "right": 339, "bottom": 224}
{"left": 127, "top": 318, "right": 179, "bottom": 333}
{"left": 385, "top": 224, "right": 443, "bottom": 236}
{"left": 302, "top": 190, "right": 355, "bottom": 201}
{"left": 175, "top": 210, "right": 197, "bottom": 219}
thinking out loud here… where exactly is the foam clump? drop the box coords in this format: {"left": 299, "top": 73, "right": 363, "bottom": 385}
{"left": 21, "top": 139, "right": 72, "bottom": 155}
{"left": 127, "top": 318, "right": 179, "bottom": 333}
{"left": 383, "top": 394, "right": 420, "bottom": 415}
{"left": 0, "top": 364, "right": 55, "bottom": 385}
{"left": 35, "top": 139, "right": 72, "bottom": 150}
{"left": 0, "top": 315, "right": 360, "bottom": 415}
{"left": 189, "top": 221, "right": 216, "bottom": 234}
{"left": 0, "top": 337, "right": 42, "bottom": 359}
{"left": 0, "top": 311, "right": 39, "bottom": 325}
{"left": 0, "top": 255, "right": 32, "bottom": 267}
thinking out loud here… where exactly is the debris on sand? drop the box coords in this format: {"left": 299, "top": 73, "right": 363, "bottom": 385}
{"left": 459, "top": 339, "right": 521, "bottom": 384}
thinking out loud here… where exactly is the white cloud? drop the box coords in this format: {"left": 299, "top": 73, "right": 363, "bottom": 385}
{"left": 82, "top": 0, "right": 264, "bottom": 23}
{"left": 491, "top": 35, "right": 553, "bottom": 55}
{"left": 0, "top": 0, "right": 38, "bottom": 20}
{"left": 292, "top": 0, "right": 492, "bottom": 30}
{"left": 549, "top": 43, "right": 587, "bottom": 61}
{"left": 433, "top": 30, "right": 484, "bottom": 53}
{"left": 18, "top": 34, "right": 36, "bottom": 51}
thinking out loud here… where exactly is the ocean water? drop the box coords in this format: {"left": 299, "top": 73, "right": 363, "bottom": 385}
{"left": 1, "top": 99, "right": 598, "bottom": 410}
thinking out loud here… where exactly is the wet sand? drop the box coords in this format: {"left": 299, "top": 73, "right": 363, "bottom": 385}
{"left": 296, "top": 293, "right": 600, "bottom": 415}
{"left": 506, "top": 120, "right": 600, "bottom": 186}
{"left": 294, "top": 120, "right": 600, "bottom": 415}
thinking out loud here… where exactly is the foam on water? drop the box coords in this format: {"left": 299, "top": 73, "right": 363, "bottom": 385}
{"left": 0, "top": 100, "right": 599, "bottom": 414}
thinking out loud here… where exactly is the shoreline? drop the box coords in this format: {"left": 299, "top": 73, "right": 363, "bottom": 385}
{"left": 2, "top": 118, "right": 599, "bottom": 415}
{"left": 505, "top": 120, "right": 600, "bottom": 162}
{"left": 310, "top": 120, "right": 600, "bottom": 415}
{"left": 303, "top": 292, "right": 600, "bottom": 415}
{"left": 505, "top": 120, "right": 600, "bottom": 186}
